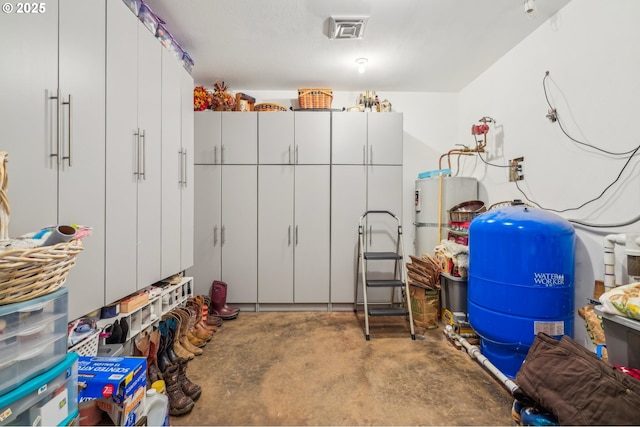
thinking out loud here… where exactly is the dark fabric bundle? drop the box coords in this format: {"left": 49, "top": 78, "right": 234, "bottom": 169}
{"left": 514, "top": 333, "right": 640, "bottom": 425}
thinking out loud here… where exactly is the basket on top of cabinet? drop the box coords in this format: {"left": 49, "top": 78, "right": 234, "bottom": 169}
{"left": 298, "top": 88, "right": 333, "bottom": 109}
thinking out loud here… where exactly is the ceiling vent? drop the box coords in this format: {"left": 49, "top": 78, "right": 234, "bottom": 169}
{"left": 328, "top": 17, "right": 368, "bottom": 39}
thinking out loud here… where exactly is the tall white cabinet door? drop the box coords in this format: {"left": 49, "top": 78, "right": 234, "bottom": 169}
{"left": 294, "top": 112, "right": 330, "bottom": 165}
{"left": 365, "top": 166, "right": 404, "bottom": 288}
{"left": 258, "top": 113, "right": 295, "bottom": 164}
{"left": 105, "top": 1, "right": 139, "bottom": 302}
{"left": 58, "top": 0, "right": 106, "bottom": 318}
{"left": 136, "top": 24, "right": 162, "bottom": 289}
{"left": 160, "top": 49, "right": 183, "bottom": 279}
{"left": 330, "top": 165, "right": 367, "bottom": 303}
{"left": 221, "top": 112, "right": 257, "bottom": 164}
{"left": 294, "top": 166, "right": 330, "bottom": 303}
{"left": 180, "top": 67, "right": 195, "bottom": 272}
{"left": 221, "top": 165, "right": 258, "bottom": 303}
{"left": 0, "top": 2, "right": 58, "bottom": 236}
{"left": 331, "top": 113, "right": 367, "bottom": 165}
{"left": 194, "top": 111, "right": 221, "bottom": 164}
{"left": 190, "top": 165, "right": 221, "bottom": 296}
{"left": 367, "top": 113, "right": 403, "bottom": 165}
{"left": 258, "top": 166, "right": 294, "bottom": 303}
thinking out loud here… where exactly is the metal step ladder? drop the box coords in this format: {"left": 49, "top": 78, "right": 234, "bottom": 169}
{"left": 354, "top": 210, "right": 415, "bottom": 341}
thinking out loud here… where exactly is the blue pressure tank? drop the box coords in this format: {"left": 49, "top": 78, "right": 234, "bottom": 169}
{"left": 468, "top": 201, "right": 575, "bottom": 378}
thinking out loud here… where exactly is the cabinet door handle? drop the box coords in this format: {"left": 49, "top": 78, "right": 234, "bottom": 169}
{"left": 369, "top": 145, "right": 373, "bottom": 165}
{"left": 369, "top": 225, "right": 372, "bottom": 246}
{"left": 49, "top": 88, "right": 61, "bottom": 164}
{"left": 134, "top": 129, "right": 140, "bottom": 179}
{"left": 213, "top": 225, "right": 218, "bottom": 246}
{"left": 140, "top": 130, "right": 146, "bottom": 180}
{"left": 221, "top": 145, "right": 225, "bottom": 164}
{"left": 221, "top": 225, "right": 226, "bottom": 245}
{"left": 295, "top": 145, "right": 299, "bottom": 164}
{"left": 178, "top": 149, "right": 184, "bottom": 185}
{"left": 288, "top": 225, "right": 291, "bottom": 246}
{"left": 295, "top": 225, "right": 298, "bottom": 245}
{"left": 62, "top": 94, "right": 72, "bottom": 167}
{"left": 183, "top": 149, "right": 188, "bottom": 187}
{"left": 362, "top": 145, "right": 366, "bottom": 165}
{"left": 214, "top": 146, "right": 218, "bottom": 164}
{"left": 288, "top": 145, "right": 292, "bottom": 164}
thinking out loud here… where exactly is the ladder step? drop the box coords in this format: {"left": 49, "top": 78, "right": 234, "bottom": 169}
{"left": 366, "top": 279, "right": 405, "bottom": 288}
{"left": 364, "top": 252, "right": 402, "bottom": 260}
{"left": 368, "top": 307, "right": 408, "bottom": 317}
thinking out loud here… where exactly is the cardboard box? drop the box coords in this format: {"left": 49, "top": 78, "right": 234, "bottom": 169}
{"left": 119, "top": 292, "right": 149, "bottom": 313}
{"left": 78, "top": 356, "right": 147, "bottom": 426}
{"left": 409, "top": 283, "right": 439, "bottom": 329}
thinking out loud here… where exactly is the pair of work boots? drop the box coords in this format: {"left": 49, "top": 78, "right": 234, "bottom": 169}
{"left": 209, "top": 280, "right": 240, "bottom": 320}
{"left": 134, "top": 318, "right": 204, "bottom": 416}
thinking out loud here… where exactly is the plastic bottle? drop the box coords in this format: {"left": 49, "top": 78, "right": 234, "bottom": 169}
{"left": 144, "top": 388, "right": 170, "bottom": 426}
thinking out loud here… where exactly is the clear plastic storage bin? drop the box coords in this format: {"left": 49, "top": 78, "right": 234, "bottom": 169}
{"left": 0, "top": 288, "right": 69, "bottom": 396}
{"left": 0, "top": 352, "right": 78, "bottom": 426}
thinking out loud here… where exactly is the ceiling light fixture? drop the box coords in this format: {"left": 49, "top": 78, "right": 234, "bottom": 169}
{"left": 356, "top": 58, "right": 368, "bottom": 74}
{"left": 329, "top": 17, "right": 368, "bottom": 39}
{"left": 524, "top": 0, "right": 537, "bottom": 18}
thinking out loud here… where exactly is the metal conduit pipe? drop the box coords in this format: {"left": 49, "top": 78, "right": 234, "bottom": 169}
{"left": 444, "top": 325, "right": 520, "bottom": 395}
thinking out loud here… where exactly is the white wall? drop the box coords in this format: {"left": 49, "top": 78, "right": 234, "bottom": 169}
{"left": 457, "top": 0, "right": 640, "bottom": 348}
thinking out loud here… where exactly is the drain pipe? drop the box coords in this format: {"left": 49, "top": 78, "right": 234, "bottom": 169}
{"left": 444, "top": 325, "right": 520, "bottom": 395}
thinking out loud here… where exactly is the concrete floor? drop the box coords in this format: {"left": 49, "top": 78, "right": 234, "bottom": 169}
{"left": 170, "top": 311, "right": 515, "bottom": 426}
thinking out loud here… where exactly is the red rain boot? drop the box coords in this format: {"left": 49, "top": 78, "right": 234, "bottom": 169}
{"left": 209, "top": 281, "right": 240, "bottom": 320}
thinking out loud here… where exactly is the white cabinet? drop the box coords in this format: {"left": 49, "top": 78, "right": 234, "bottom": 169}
{"left": 190, "top": 165, "right": 257, "bottom": 302}
{"left": 258, "top": 113, "right": 294, "bottom": 164}
{"left": 0, "top": 0, "right": 106, "bottom": 320}
{"left": 258, "top": 165, "right": 330, "bottom": 304}
{"left": 221, "top": 112, "right": 258, "bottom": 164}
{"left": 331, "top": 112, "right": 403, "bottom": 165}
{"left": 194, "top": 111, "right": 221, "bottom": 164}
{"left": 191, "top": 165, "right": 221, "bottom": 295}
{"left": 161, "top": 50, "right": 194, "bottom": 278}
{"left": 294, "top": 111, "right": 331, "bottom": 164}
{"left": 105, "top": 1, "right": 162, "bottom": 302}
{"left": 330, "top": 112, "right": 404, "bottom": 304}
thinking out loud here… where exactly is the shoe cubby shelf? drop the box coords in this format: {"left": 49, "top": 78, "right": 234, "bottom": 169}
{"left": 95, "top": 277, "right": 194, "bottom": 355}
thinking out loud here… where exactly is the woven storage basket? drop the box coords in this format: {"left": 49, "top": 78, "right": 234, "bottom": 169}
{"left": 0, "top": 239, "right": 83, "bottom": 305}
{"left": 298, "top": 88, "right": 333, "bottom": 109}
{"left": 254, "top": 102, "right": 288, "bottom": 112}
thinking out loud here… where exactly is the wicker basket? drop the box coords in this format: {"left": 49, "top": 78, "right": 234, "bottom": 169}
{"left": 0, "top": 239, "right": 83, "bottom": 305}
{"left": 298, "top": 88, "right": 333, "bottom": 109}
{"left": 254, "top": 103, "right": 288, "bottom": 112}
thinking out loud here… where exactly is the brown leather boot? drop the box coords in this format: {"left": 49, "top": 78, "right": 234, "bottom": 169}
{"left": 163, "top": 313, "right": 194, "bottom": 361}
{"left": 164, "top": 364, "right": 195, "bottom": 416}
{"left": 178, "top": 359, "right": 202, "bottom": 402}
{"left": 204, "top": 296, "right": 224, "bottom": 327}
{"left": 185, "top": 305, "right": 213, "bottom": 342}
{"left": 191, "top": 296, "right": 218, "bottom": 333}
{"left": 175, "top": 308, "right": 205, "bottom": 353}
{"left": 148, "top": 329, "right": 163, "bottom": 384}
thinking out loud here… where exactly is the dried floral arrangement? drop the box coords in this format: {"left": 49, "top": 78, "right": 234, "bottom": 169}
{"left": 193, "top": 85, "right": 212, "bottom": 111}
{"left": 193, "top": 81, "right": 236, "bottom": 112}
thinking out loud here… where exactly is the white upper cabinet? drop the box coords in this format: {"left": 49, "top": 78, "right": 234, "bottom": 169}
{"left": 258, "top": 112, "right": 294, "bottom": 164}
{"left": 220, "top": 112, "right": 257, "bottom": 164}
{"left": 331, "top": 112, "right": 368, "bottom": 165}
{"left": 294, "top": 112, "right": 331, "bottom": 164}
{"left": 194, "top": 111, "right": 222, "bottom": 164}
{"left": 367, "top": 113, "right": 403, "bottom": 165}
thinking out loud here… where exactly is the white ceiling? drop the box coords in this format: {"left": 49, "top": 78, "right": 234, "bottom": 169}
{"left": 143, "top": 0, "right": 571, "bottom": 92}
